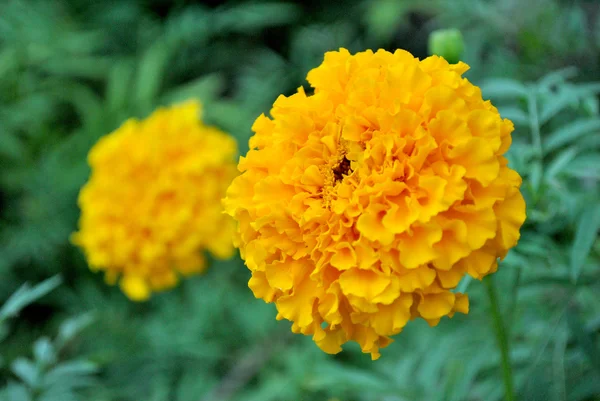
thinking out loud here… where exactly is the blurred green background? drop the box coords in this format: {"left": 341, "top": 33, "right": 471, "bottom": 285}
{"left": 1, "top": 0, "right": 600, "bottom": 400}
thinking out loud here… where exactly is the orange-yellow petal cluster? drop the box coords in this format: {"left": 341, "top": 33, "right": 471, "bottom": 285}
{"left": 73, "top": 101, "right": 237, "bottom": 301}
{"left": 224, "top": 48, "right": 526, "bottom": 359}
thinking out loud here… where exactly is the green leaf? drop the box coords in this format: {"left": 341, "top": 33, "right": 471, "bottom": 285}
{"left": 578, "top": 130, "right": 600, "bottom": 150}
{"left": 56, "top": 314, "right": 94, "bottom": 350}
{"left": 529, "top": 161, "right": 543, "bottom": 195}
{"left": 134, "top": 40, "right": 172, "bottom": 113}
{"left": 539, "top": 87, "right": 579, "bottom": 125}
{"left": 33, "top": 337, "right": 57, "bottom": 368}
{"left": 0, "top": 48, "right": 18, "bottom": 77}
{"left": 582, "top": 94, "right": 599, "bottom": 116}
{"left": 569, "top": 371, "right": 600, "bottom": 401}
{"left": 364, "top": 0, "right": 409, "bottom": 42}
{"left": 106, "top": 59, "right": 135, "bottom": 113}
{"left": 213, "top": 3, "right": 301, "bottom": 33}
{"left": 563, "top": 153, "right": 600, "bottom": 178}
{"left": 498, "top": 106, "right": 529, "bottom": 126}
{"left": 573, "top": 83, "right": 600, "bottom": 97}
{"left": 586, "top": 314, "right": 600, "bottom": 332}
{"left": 570, "top": 205, "right": 600, "bottom": 282}
{"left": 545, "top": 147, "right": 578, "bottom": 181}
{"left": 537, "top": 67, "right": 578, "bottom": 90}
{"left": 307, "top": 364, "right": 414, "bottom": 397}
{"left": 41, "top": 57, "right": 112, "bottom": 80}
{"left": 0, "top": 276, "right": 61, "bottom": 322}
{"left": 11, "top": 358, "right": 39, "bottom": 388}
{"left": 539, "top": 83, "right": 600, "bottom": 124}
{"left": 51, "top": 81, "right": 103, "bottom": 126}
{"left": 161, "top": 74, "right": 226, "bottom": 106}
{"left": 0, "top": 383, "right": 32, "bottom": 401}
{"left": 552, "top": 327, "right": 568, "bottom": 401}
{"left": 0, "top": 129, "right": 24, "bottom": 160}
{"left": 481, "top": 79, "right": 528, "bottom": 100}
{"left": 544, "top": 119, "right": 600, "bottom": 154}
{"left": 42, "top": 360, "right": 98, "bottom": 388}
{"left": 567, "top": 307, "right": 600, "bottom": 373}
{"left": 165, "top": 7, "right": 210, "bottom": 45}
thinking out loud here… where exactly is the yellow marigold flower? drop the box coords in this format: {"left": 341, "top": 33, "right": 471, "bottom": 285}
{"left": 223, "top": 48, "right": 526, "bottom": 359}
{"left": 73, "top": 101, "right": 237, "bottom": 301}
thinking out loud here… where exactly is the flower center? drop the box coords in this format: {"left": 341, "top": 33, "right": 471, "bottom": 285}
{"left": 332, "top": 156, "right": 352, "bottom": 183}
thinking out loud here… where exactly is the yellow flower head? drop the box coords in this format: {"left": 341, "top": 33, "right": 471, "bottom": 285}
{"left": 224, "top": 48, "right": 526, "bottom": 359}
{"left": 73, "top": 101, "right": 237, "bottom": 301}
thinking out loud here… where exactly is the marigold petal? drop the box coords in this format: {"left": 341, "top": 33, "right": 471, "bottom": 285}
{"left": 397, "top": 265, "right": 436, "bottom": 292}
{"left": 420, "top": 86, "right": 468, "bottom": 120}
{"left": 356, "top": 208, "right": 395, "bottom": 245}
{"left": 314, "top": 326, "right": 346, "bottom": 354}
{"left": 276, "top": 277, "right": 318, "bottom": 328}
{"left": 382, "top": 196, "right": 418, "bottom": 234}
{"left": 447, "top": 137, "right": 500, "bottom": 186}
{"left": 398, "top": 224, "right": 443, "bottom": 269}
{"left": 352, "top": 326, "right": 389, "bottom": 360}
{"left": 494, "top": 188, "right": 527, "bottom": 252}
{"left": 120, "top": 275, "right": 151, "bottom": 302}
{"left": 249, "top": 271, "right": 278, "bottom": 302}
{"left": 418, "top": 292, "right": 456, "bottom": 320}
{"left": 330, "top": 243, "right": 358, "bottom": 270}
{"left": 467, "top": 109, "right": 502, "bottom": 152}
{"left": 370, "top": 294, "right": 413, "bottom": 336}
{"left": 339, "top": 269, "right": 392, "bottom": 302}
{"left": 318, "top": 283, "right": 344, "bottom": 326}
{"left": 457, "top": 248, "right": 498, "bottom": 279}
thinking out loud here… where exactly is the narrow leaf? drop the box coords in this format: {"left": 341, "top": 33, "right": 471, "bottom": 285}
{"left": 567, "top": 306, "right": 600, "bottom": 373}
{"left": 481, "top": 79, "right": 528, "bottom": 99}
{"left": 544, "top": 118, "right": 600, "bottom": 154}
{"left": 0, "top": 130, "right": 24, "bottom": 160}
{"left": 33, "top": 337, "right": 56, "bottom": 367}
{"left": 498, "top": 107, "right": 529, "bottom": 126}
{"left": 134, "top": 40, "right": 171, "bottom": 113}
{"left": 539, "top": 88, "right": 579, "bottom": 125}
{"left": 106, "top": 59, "right": 135, "bottom": 113}
{"left": 42, "top": 360, "right": 98, "bottom": 388}
{"left": 563, "top": 153, "right": 600, "bottom": 178}
{"left": 214, "top": 3, "right": 301, "bottom": 33}
{"left": 56, "top": 314, "right": 94, "bottom": 350}
{"left": 161, "top": 74, "right": 225, "bottom": 106}
{"left": 537, "top": 67, "right": 578, "bottom": 90}
{"left": 11, "top": 359, "right": 39, "bottom": 387}
{"left": 0, "top": 383, "right": 32, "bottom": 401}
{"left": 0, "top": 276, "right": 61, "bottom": 321}
{"left": 545, "top": 147, "right": 578, "bottom": 181}
{"left": 570, "top": 205, "right": 600, "bottom": 282}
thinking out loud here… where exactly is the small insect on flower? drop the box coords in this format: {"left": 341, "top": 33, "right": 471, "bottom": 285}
{"left": 223, "top": 48, "right": 526, "bottom": 359}
{"left": 72, "top": 101, "right": 238, "bottom": 301}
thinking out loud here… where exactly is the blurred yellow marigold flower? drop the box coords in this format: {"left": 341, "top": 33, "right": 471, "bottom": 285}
{"left": 73, "top": 101, "right": 237, "bottom": 301}
{"left": 223, "top": 48, "right": 526, "bottom": 359}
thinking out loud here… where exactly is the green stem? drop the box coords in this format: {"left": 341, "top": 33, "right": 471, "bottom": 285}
{"left": 484, "top": 276, "right": 515, "bottom": 401}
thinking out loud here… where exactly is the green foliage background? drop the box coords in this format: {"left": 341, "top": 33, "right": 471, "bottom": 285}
{"left": 1, "top": 0, "right": 600, "bottom": 400}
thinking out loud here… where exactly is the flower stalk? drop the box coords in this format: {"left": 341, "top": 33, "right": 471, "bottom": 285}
{"left": 485, "top": 275, "right": 515, "bottom": 401}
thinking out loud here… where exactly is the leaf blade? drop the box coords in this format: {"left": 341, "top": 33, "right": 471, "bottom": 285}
{"left": 570, "top": 205, "right": 600, "bottom": 282}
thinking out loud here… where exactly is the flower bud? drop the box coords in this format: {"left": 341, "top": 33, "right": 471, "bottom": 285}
{"left": 428, "top": 28, "right": 465, "bottom": 63}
